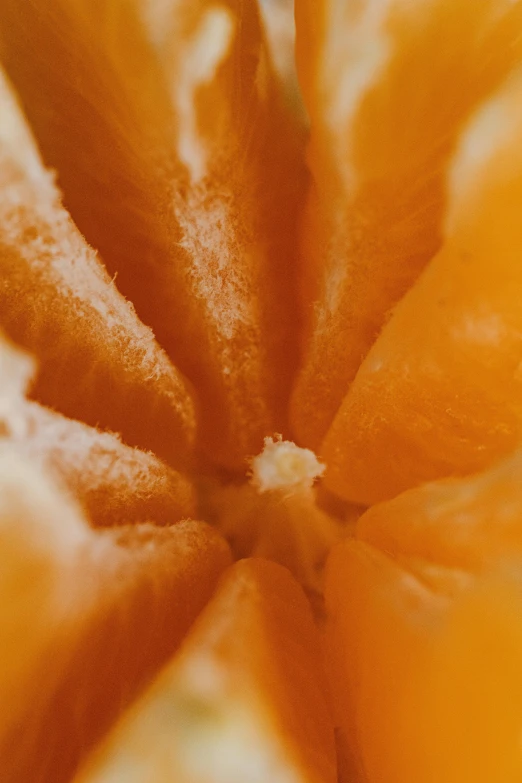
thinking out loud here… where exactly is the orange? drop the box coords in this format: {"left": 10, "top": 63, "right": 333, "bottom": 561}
{"left": 291, "top": 0, "right": 522, "bottom": 453}
{"left": 326, "top": 536, "right": 522, "bottom": 783}
{"left": 74, "top": 558, "right": 337, "bottom": 783}
{"left": 0, "top": 0, "right": 306, "bottom": 470}
{"left": 0, "top": 7, "right": 337, "bottom": 778}
{"left": 14, "top": 402, "right": 197, "bottom": 527}
{"left": 322, "top": 61, "right": 522, "bottom": 504}
{"left": 0, "top": 66, "right": 195, "bottom": 468}
{"left": 358, "top": 446, "right": 522, "bottom": 570}
{"left": 3, "top": 1, "right": 522, "bottom": 782}
{"left": 326, "top": 447, "right": 522, "bottom": 782}
{"left": 0, "top": 444, "right": 230, "bottom": 783}
{"left": 1, "top": 333, "right": 195, "bottom": 528}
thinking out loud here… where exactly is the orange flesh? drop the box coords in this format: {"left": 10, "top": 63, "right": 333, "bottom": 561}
{"left": 0, "top": 0, "right": 305, "bottom": 470}
{"left": 8, "top": 400, "right": 196, "bottom": 528}
{"left": 325, "top": 539, "right": 449, "bottom": 783}
{"left": 75, "top": 558, "right": 337, "bottom": 783}
{"left": 2, "top": 1, "right": 522, "bottom": 782}
{"left": 0, "top": 67, "right": 196, "bottom": 468}
{"left": 323, "top": 62, "right": 522, "bottom": 504}
{"left": 325, "top": 443, "right": 522, "bottom": 781}
{"left": 291, "top": 0, "right": 522, "bottom": 450}
{"left": 326, "top": 537, "right": 522, "bottom": 783}
{"left": 0, "top": 448, "right": 230, "bottom": 783}
{"left": 357, "top": 447, "right": 522, "bottom": 571}
{"left": 326, "top": 446, "right": 522, "bottom": 781}
{"left": 0, "top": 331, "right": 195, "bottom": 528}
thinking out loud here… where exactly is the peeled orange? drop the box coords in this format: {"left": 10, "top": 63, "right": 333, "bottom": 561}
{"left": 2, "top": 1, "right": 522, "bottom": 782}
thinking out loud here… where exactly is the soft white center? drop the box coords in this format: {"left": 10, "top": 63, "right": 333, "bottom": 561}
{"left": 250, "top": 436, "right": 325, "bottom": 493}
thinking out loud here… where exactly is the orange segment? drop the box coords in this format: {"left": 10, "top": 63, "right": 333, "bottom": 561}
{"left": 326, "top": 536, "right": 522, "bottom": 783}
{"left": 327, "top": 536, "right": 522, "bottom": 783}
{"left": 325, "top": 539, "right": 450, "bottom": 783}
{"left": 75, "top": 558, "right": 337, "bottom": 783}
{"left": 327, "top": 450, "right": 522, "bottom": 782}
{"left": 10, "top": 401, "right": 196, "bottom": 528}
{"left": 414, "top": 579, "right": 522, "bottom": 783}
{"left": 358, "top": 447, "right": 522, "bottom": 571}
{"left": 323, "top": 64, "right": 522, "bottom": 504}
{"left": 0, "top": 448, "right": 230, "bottom": 783}
{"left": 0, "top": 0, "right": 305, "bottom": 469}
{"left": 291, "top": 0, "right": 522, "bottom": 449}
{"left": 1, "top": 330, "right": 195, "bottom": 528}
{"left": 0, "top": 67, "right": 196, "bottom": 467}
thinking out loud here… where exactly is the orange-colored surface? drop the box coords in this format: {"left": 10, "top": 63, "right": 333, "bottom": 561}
{"left": 326, "top": 536, "right": 522, "bottom": 783}
{"left": 0, "top": 67, "right": 196, "bottom": 467}
{"left": 2, "top": 1, "right": 522, "bottom": 781}
{"left": 1, "top": 329, "right": 196, "bottom": 528}
{"left": 322, "top": 62, "right": 522, "bottom": 504}
{"left": 326, "top": 449, "right": 522, "bottom": 781}
{"left": 1, "top": 330, "right": 195, "bottom": 527}
{"left": 358, "top": 447, "right": 522, "bottom": 570}
{"left": 14, "top": 402, "right": 196, "bottom": 527}
{"left": 327, "top": 448, "right": 522, "bottom": 780}
{"left": 292, "top": 0, "right": 522, "bottom": 451}
{"left": 0, "top": 0, "right": 305, "bottom": 470}
{"left": 0, "top": 448, "right": 230, "bottom": 783}
{"left": 75, "top": 558, "right": 337, "bottom": 783}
